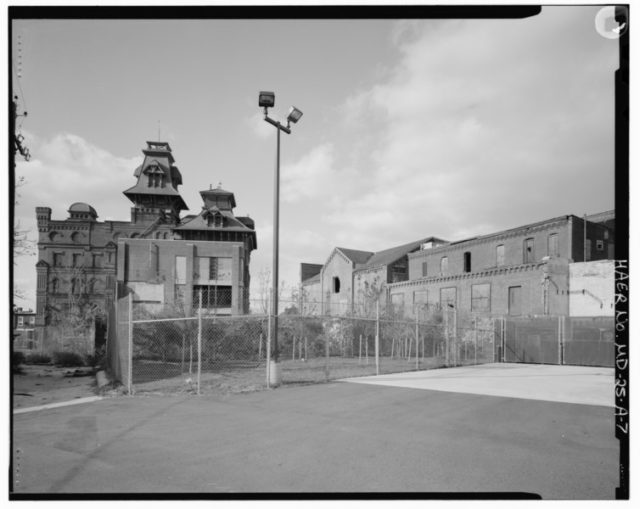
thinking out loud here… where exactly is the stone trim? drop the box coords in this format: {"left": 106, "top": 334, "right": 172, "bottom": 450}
{"left": 388, "top": 262, "right": 546, "bottom": 289}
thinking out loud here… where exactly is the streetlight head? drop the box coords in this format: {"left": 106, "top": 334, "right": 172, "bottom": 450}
{"left": 259, "top": 91, "right": 275, "bottom": 108}
{"left": 287, "top": 106, "right": 303, "bottom": 124}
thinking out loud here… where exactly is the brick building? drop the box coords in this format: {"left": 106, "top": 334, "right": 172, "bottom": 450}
{"left": 301, "top": 237, "right": 447, "bottom": 315}
{"left": 389, "top": 213, "right": 614, "bottom": 318}
{"left": 12, "top": 307, "right": 37, "bottom": 354}
{"left": 302, "top": 212, "right": 614, "bottom": 319}
{"left": 34, "top": 141, "right": 256, "bottom": 355}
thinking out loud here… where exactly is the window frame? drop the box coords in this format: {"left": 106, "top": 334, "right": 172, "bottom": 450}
{"left": 524, "top": 237, "right": 535, "bottom": 264}
{"left": 440, "top": 256, "right": 448, "bottom": 275}
{"left": 471, "top": 283, "right": 491, "bottom": 312}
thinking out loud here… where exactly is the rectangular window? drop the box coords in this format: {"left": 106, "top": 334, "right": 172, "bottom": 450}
{"left": 440, "top": 287, "right": 457, "bottom": 308}
{"left": 92, "top": 254, "right": 101, "bottom": 268}
{"left": 72, "top": 253, "right": 82, "bottom": 267}
{"left": 596, "top": 239, "right": 604, "bottom": 251}
{"left": 471, "top": 284, "right": 491, "bottom": 312}
{"left": 194, "top": 285, "right": 232, "bottom": 310}
{"left": 463, "top": 252, "right": 471, "bottom": 273}
{"left": 421, "top": 261, "right": 428, "bottom": 277}
{"left": 413, "top": 290, "right": 428, "bottom": 314}
{"left": 548, "top": 233, "right": 559, "bottom": 257}
{"left": 53, "top": 253, "right": 63, "bottom": 267}
{"left": 440, "top": 257, "right": 448, "bottom": 275}
{"left": 524, "top": 238, "right": 535, "bottom": 263}
{"left": 508, "top": 286, "right": 522, "bottom": 316}
{"left": 209, "top": 257, "right": 218, "bottom": 280}
{"left": 17, "top": 316, "right": 24, "bottom": 327}
{"left": 496, "top": 244, "right": 505, "bottom": 267}
{"left": 390, "top": 293, "right": 405, "bottom": 314}
{"left": 175, "top": 256, "right": 186, "bottom": 284}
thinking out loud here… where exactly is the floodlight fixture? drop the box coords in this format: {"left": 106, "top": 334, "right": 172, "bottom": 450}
{"left": 286, "top": 106, "right": 303, "bottom": 126}
{"left": 259, "top": 91, "right": 275, "bottom": 109}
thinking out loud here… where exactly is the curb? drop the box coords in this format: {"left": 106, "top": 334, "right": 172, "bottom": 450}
{"left": 13, "top": 396, "right": 103, "bottom": 414}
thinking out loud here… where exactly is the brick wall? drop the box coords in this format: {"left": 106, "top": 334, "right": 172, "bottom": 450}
{"left": 389, "top": 260, "right": 570, "bottom": 318}
{"left": 408, "top": 219, "right": 572, "bottom": 280}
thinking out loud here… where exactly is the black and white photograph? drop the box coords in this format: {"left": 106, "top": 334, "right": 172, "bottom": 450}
{"left": 8, "top": 2, "right": 631, "bottom": 501}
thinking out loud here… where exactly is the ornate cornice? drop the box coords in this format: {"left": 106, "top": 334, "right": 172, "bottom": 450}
{"left": 388, "top": 262, "right": 546, "bottom": 289}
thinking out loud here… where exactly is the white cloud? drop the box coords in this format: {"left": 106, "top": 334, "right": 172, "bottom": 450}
{"left": 246, "top": 111, "right": 273, "bottom": 140}
{"left": 13, "top": 133, "right": 142, "bottom": 308}
{"left": 319, "top": 8, "right": 617, "bottom": 251}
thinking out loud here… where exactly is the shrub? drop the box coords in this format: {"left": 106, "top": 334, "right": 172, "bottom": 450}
{"left": 26, "top": 353, "right": 52, "bottom": 365}
{"left": 12, "top": 352, "right": 26, "bottom": 373}
{"left": 85, "top": 347, "right": 106, "bottom": 369}
{"left": 52, "top": 351, "right": 85, "bottom": 367}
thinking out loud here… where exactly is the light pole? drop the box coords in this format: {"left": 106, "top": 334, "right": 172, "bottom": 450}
{"left": 259, "top": 91, "right": 303, "bottom": 386}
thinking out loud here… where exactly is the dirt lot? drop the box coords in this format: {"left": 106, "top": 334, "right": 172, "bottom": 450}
{"left": 12, "top": 364, "right": 98, "bottom": 409}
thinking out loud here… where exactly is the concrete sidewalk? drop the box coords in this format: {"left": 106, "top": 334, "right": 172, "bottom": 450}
{"left": 340, "top": 363, "right": 614, "bottom": 407}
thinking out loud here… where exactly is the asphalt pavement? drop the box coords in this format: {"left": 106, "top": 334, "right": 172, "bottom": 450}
{"left": 11, "top": 374, "right": 619, "bottom": 498}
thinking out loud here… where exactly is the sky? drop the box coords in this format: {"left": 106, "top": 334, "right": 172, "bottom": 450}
{"left": 10, "top": 5, "right": 620, "bottom": 310}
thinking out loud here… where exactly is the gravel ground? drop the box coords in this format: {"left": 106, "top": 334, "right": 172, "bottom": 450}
{"left": 12, "top": 365, "right": 98, "bottom": 409}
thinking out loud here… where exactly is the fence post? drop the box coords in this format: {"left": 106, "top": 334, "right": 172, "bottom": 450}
{"left": 444, "top": 309, "right": 449, "bottom": 366}
{"left": 375, "top": 299, "right": 380, "bottom": 375}
{"left": 127, "top": 292, "right": 133, "bottom": 395}
{"left": 453, "top": 306, "right": 457, "bottom": 366}
{"left": 324, "top": 328, "right": 330, "bottom": 382}
{"left": 561, "top": 316, "right": 566, "bottom": 365}
{"left": 474, "top": 316, "right": 477, "bottom": 365}
{"left": 197, "top": 289, "right": 202, "bottom": 395}
{"left": 415, "top": 316, "right": 419, "bottom": 370}
{"left": 502, "top": 317, "right": 506, "bottom": 363}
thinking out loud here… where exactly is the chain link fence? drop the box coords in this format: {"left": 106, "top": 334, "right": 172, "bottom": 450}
{"left": 110, "top": 293, "right": 498, "bottom": 394}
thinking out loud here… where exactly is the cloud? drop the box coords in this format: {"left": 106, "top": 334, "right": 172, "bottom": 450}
{"left": 246, "top": 111, "right": 273, "bottom": 140}
{"left": 320, "top": 8, "right": 617, "bottom": 250}
{"left": 13, "top": 133, "right": 142, "bottom": 307}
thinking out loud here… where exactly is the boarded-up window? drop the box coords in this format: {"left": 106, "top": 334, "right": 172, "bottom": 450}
{"left": 524, "top": 238, "right": 535, "bottom": 263}
{"left": 508, "top": 286, "right": 522, "bottom": 316}
{"left": 390, "top": 293, "right": 405, "bottom": 313}
{"left": 548, "top": 233, "right": 559, "bottom": 257}
{"left": 175, "top": 256, "right": 186, "bottom": 284}
{"left": 496, "top": 244, "right": 505, "bottom": 266}
{"left": 471, "top": 284, "right": 491, "bottom": 312}
{"left": 422, "top": 262, "right": 428, "bottom": 277}
{"left": 413, "top": 290, "right": 428, "bottom": 313}
{"left": 440, "top": 287, "right": 456, "bottom": 308}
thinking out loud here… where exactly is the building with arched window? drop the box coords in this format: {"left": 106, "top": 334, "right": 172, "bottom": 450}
{"left": 34, "top": 141, "right": 257, "bottom": 355}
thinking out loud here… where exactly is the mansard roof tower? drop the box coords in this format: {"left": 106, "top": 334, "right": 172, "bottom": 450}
{"left": 123, "top": 141, "right": 188, "bottom": 226}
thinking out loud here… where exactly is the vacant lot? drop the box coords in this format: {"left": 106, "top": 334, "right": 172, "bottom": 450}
{"left": 11, "top": 369, "right": 619, "bottom": 498}
{"left": 12, "top": 365, "right": 97, "bottom": 409}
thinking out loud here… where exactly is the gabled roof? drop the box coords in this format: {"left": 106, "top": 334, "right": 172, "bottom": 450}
{"left": 173, "top": 208, "right": 254, "bottom": 232}
{"left": 356, "top": 236, "right": 449, "bottom": 270}
{"left": 302, "top": 272, "right": 321, "bottom": 285}
{"left": 336, "top": 247, "right": 374, "bottom": 266}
